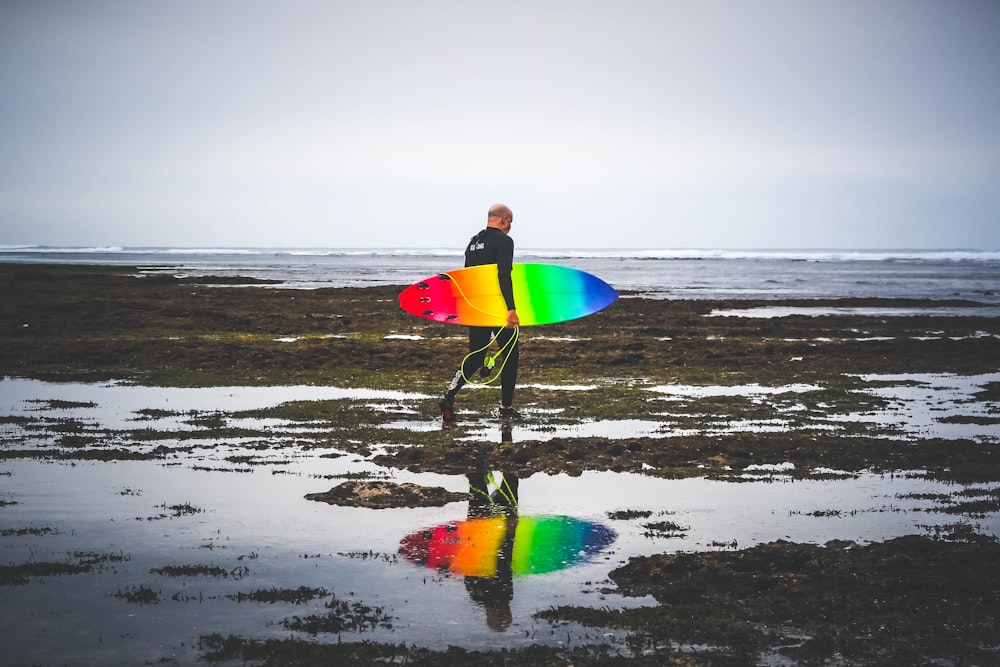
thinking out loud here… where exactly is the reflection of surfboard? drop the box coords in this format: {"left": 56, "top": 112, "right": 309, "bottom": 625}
{"left": 399, "top": 515, "right": 616, "bottom": 577}
{"left": 397, "top": 263, "right": 618, "bottom": 327}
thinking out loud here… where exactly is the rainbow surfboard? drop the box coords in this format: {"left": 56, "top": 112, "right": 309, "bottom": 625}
{"left": 399, "top": 515, "right": 616, "bottom": 578}
{"left": 397, "top": 263, "right": 618, "bottom": 327}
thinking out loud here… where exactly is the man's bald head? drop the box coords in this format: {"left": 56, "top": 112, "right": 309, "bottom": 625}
{"left": 486, "top": 204, "right": 514, "bottom": 235}
{"left": 488, "top": 204, "right": 513, "bottom": 222}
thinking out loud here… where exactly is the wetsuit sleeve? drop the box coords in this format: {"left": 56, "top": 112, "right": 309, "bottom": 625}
{"left": 497, "top": 235, "right": 515, "bottom": 311}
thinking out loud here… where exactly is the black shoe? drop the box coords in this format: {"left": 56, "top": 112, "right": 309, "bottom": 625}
{"left": 439, "top": 397, "right": 456, "bottom": 424}
{"left": 497, "top": 406, "right": 523, "bottom": 421}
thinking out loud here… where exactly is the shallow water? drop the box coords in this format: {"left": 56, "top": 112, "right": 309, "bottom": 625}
{"left": 5, "top": 247, "right": 1000, "bottom": 302}
{"left": 3, "top": 459, "right": 993, "bottom": 665}
{"left": 1, "top": 377, "right": 998, "bottom": 665}
{"left": 468, "top": 374, "right": 1000, "bottom": 442}
{"left": 709, "top": 305, "right": 1000, "bottom": 318}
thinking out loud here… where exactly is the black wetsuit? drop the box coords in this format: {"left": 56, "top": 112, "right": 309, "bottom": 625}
{"left": 464, "top": 468, "right": 518, "bottom": 626}
{"left": 445, "top": 227, "right": 520, "bottom": 407}
{"left": 464, "top": 227, "right": 516, "bottom": 310}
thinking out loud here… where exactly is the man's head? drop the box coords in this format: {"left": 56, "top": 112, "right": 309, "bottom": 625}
{"left": 487, "top": 203, "right": 513, "bottom": 235}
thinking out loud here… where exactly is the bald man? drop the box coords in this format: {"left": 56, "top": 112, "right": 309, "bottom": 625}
{"left": 439, "top": 204, "right": 523, "bottom": 423}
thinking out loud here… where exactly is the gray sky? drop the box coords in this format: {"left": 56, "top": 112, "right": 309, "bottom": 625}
{"left": 1, "top": 0, "right": 998, "bottom": 249}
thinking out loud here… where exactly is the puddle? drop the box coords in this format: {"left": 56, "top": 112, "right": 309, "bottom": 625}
{"left": 643, "top": 376, "right": 1000, "bottom": 441}
{"left": 0, "top": 377, "right": 429, "bottom": 433}
{"left": 2, "top": 377, "right": 998, "bottom": 665}
{"left": 648, "top": 382, "right": 824, "bottom": 398}
{"left": 465, "top": 375, "right": 999, "bottom": 442}
{"left": 3, "top": 453, "right": 996, "bottom": 666}
{"left": 845, "top": 372, "right": 1000, "bottom": 441}
{"left": 709, "top": 306, "right": 1000, "bottom": 318}
{"left": 465, "top": 419, "right": 682, "bottom": 442}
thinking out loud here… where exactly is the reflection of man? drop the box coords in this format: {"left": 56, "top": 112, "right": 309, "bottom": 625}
{"left": 464, "top": 467, "right": 519, "bottom": 632}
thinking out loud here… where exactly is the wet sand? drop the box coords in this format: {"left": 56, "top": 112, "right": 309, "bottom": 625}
{"left": 2, "top": 263, "right": 999, "bottom": 665}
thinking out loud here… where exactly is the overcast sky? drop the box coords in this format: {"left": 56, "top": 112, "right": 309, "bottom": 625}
{"left": 1, "top": 0, "right": 998, "bottom": 249}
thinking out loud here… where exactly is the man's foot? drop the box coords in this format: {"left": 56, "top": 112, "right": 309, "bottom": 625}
{"left": 439, "top": 397, "right": 456, "bottom": 424}
{"left": 497, "top": 406, "right": 523, "bottom": 421}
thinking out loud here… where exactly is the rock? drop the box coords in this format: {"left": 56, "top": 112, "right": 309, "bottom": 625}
{"left": 305, "top": 481, "right": 467, "bottom": 509}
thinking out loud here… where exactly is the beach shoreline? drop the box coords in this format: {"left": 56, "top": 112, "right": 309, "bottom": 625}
{"left": 2, "top": 263, "right": 999, "bottom": 665}
{"left": 3, "top": 262, "right": 997, "bottom": 385}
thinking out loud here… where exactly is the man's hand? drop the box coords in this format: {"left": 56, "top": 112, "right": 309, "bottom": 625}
{"left": 506, "top": 309, "right": 520, "bottom": 328}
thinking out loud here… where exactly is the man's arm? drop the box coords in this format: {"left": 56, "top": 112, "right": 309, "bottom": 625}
{"left": 497, "top": 236, "right": 518, "bottom": 327}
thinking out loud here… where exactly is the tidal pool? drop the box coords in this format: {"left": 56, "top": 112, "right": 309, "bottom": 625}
{"left": 1, "top": 378, "right": 998, "bottom": 665}
{"left": 708, "top": 305, "right": 1000, "bottom": 318}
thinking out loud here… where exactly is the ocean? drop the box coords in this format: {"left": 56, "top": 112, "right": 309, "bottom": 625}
{"left": 2, "top": 246, "right": 999, "bottom": 303}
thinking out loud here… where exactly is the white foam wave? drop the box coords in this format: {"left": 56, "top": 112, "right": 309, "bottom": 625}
{"left": 1, "top": 245, "right": 126, "bottom": 253}
{"left": 3, "top": 246, "right": 998, "bottom": 262}
{"left": 519, "top": 248, "right": 1000, "bottom": 262}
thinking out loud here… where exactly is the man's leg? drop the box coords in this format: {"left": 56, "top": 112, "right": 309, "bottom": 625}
{"left": 441, "top": 327, "right": 492, "bottom": 421}
{"left": 495, "top": 327, "right": 519, "bottom": 410}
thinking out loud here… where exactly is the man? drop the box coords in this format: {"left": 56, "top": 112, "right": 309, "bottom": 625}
{"left": 439, "top": 203, "right": 522, "bottom": 423}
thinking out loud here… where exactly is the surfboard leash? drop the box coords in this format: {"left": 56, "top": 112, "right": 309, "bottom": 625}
{"left": 470, "top": 471, "right": 518, "bottom": 508}
{"left": 459, "top": 325, "right": 519, "bottom": 387}
{"left": 441, "top": 270, "right": 521, "bottom": 387}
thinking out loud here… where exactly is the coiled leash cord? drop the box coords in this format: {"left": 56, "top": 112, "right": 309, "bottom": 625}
{"left": 470, "top": 471, "right": 519, "bottom": 508}
{"left": 460, "top": 324, "right": 519, "bottom": 386}
{"left": 441, "top": 270, "right": 520, "bottom": 387}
